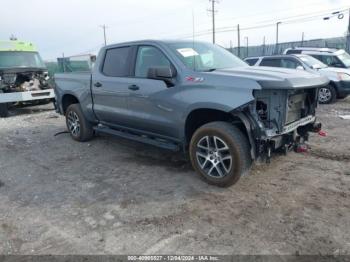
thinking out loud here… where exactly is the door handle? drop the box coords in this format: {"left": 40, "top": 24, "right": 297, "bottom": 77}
{"left": 94, "top": 82, "right": 102, "bottom": 88}
{"left": 128, "top": 85, "right": 140, "bottom": 91}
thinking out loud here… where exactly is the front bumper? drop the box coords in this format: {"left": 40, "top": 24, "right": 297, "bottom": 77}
{"left": 263, "top": 115, "right": 320, "bottom": 150}
{"left": 334, "top": 80, "right": 350, "bottom": 97}
{"left": 0, "top": 89, "right": 55, "bottom": 103}
{"left": 264, "top": 115, "right": 316, "bottom": 138}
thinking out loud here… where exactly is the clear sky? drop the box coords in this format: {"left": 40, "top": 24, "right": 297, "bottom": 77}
{"left": 1, "top": 0, "right": 349, "bottom": 60}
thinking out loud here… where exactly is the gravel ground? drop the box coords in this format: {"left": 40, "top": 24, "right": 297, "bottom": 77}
{"left": 0, "top": 99, "right": 349, "bottom": 255}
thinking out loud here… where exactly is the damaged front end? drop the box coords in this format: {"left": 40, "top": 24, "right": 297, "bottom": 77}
{"left": 243, "top": 87, "right": 322, "bottom": 161}
{"left": 0, "top": 68, "right": 51, "bottom": 93}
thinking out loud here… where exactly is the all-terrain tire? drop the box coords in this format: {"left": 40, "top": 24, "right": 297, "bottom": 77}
{"left": 189, "top": 121, "right": 252, "bottom": 187}
{"left": 65, "top": 104, "right": 94, "bottom": 142}
{"left": 318, "top": 85, "right": 337, "bottom": 104}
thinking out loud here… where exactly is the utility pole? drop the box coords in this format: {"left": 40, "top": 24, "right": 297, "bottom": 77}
{"left": 347, "top": 8, "right": 350, "bottom": 52}
{"left": 262, "top": 36, "right": 266, "bottom": 56}
{"left": 208, "top": 0, "right": 218, "bottom": 44}
{"left": 301, "top": 32, "right": 305, "bottom": 46}
{"left": 275, "top": 22, "right": 282, "bottom": 54}
{"left": 237, "top": 24, "right": 241, "bottom": 58}
{"left": 100, "top": 24, "right": 108, "bottom": 46}
{"left": 230, "top": 40, "right": 233, "bottom": 53}
{"left": 244, "top": 37, "right": 249, "bottom": 58}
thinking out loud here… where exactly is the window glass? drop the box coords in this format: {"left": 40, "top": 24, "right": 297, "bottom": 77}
{"left": 245, "top": 58, "right": 258, "bottom": 66}
{"left": 337, "top": 52, "right": 350, "bottom": 68}
{"left": 298, "top": 55, "right": 327, "bottom": 69}
{"left": 167, "top": 41, "right": 246, "bottom": 71}
{"left": 286, "top": 49, "right": 302, "bottom": 55}
{"left": 260, "top": 58, "right": 281, "bottom": 67}
{"left": 102, "top": 47, "right": 130, "bottom": 77}
{"left": 135, "top": 46, "right": 170, "bottom": 77}
{"left": 311, "top": 55, "right": 342, "bottom": 68}
{"left": 281, "top": 59, "right": 300, "bottom": 69}
{"left": 0, "top": 51, "right": 45, "bottom": 68}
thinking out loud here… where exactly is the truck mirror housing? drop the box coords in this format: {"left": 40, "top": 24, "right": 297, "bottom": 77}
{"left": 147, "top": 67, "right": 176, "bottom": 80}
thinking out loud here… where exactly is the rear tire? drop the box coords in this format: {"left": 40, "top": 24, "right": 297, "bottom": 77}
{"left": 318, "top": 85, "right": 336, "bottom": 104}
{"left": 189, "top": 121, "right": 252, "bottom": 187}
{"left": 65, "top": 104, "right": 94, "bottom": 142}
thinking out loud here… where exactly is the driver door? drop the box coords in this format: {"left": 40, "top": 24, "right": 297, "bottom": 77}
{"left": 126, "top": 45, "right": 180, "bottom": 139}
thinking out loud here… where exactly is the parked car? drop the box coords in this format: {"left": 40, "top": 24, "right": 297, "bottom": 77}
{"left": 54, "top": 40, "right": 327, "bottom": 187}
{"left": 245, "top": 54, "right": 350, "bottom": 104}
{"left": 0, "top": 40, "right": 55, "bottom": 117}
{"left": 283, "top": 47, "right": 350, "bottom": 69}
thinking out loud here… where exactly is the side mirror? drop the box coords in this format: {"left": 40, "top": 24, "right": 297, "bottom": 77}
{"left": 148, "top": 67, "right": 176, "bottom": 79}
{"left": 296, "top": 66, "right": 305, "bottom": 70}
{"left": 311, "top": 64, "right": 321, "bottom": 70}
{"left": 147, "top": 67, "right": 177, "bottom": 87}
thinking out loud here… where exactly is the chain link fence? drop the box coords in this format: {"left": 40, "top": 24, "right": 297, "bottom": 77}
{"left": 230, "top": 36, "right": 349, "bottom": 59}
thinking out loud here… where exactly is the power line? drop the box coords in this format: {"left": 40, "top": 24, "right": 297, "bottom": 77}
{"left": 175, "top": 7, "right": 350, "bottom": 39}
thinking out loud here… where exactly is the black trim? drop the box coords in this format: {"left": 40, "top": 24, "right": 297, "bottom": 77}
{"left": 99, "top": 120, "right": 182, "bottom": 144}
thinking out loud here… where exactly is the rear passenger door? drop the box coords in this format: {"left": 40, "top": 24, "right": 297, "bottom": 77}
{"left": 91, "top": 46, "right": 134, "bottom": 126}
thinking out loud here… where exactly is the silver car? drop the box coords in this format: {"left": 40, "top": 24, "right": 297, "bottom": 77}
{"left": 245, "top": 54, "right": 350, "bottom": 103}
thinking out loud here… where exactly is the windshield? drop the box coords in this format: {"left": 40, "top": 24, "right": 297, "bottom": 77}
{"left": 298, "top": 55, "right": 327, "bottom": 69}
{"left": 337, "top": 52, "right": 350, "bottom": 68}
{"left": 167, "top": 41, "right": 247, "bottom": 71}
{"left": 0, "top": 51, "right": 46, "bottom": 69}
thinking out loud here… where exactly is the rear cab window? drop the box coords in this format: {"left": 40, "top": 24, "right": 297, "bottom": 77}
{"left": 102, "top": 46, "right": 131, "bottom": 76}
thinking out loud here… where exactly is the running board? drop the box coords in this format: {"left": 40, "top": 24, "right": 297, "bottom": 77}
{"left": 93, "top": 125, "right": 180, "bottom": 151}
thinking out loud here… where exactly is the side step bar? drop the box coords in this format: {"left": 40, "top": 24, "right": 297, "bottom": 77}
{"left": 93, "top": 125, "right": 180, "bottom": 151}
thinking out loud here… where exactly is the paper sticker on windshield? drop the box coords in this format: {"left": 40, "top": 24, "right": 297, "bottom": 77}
{"left": 177, "top": 48, "right": 199, "bottom": 57}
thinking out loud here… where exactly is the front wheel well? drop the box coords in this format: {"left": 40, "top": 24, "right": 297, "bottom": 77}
{"left": 62, "top": 94, "right": 79, "bottom": 114}
{"left": 184, "top": 108, "right": 250, "bottom": 148}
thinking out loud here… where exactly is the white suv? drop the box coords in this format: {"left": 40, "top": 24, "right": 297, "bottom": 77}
{"left": 283, "top": 47, "right": 350, "bottom": 69}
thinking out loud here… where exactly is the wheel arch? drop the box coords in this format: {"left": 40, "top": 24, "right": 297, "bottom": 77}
{"left": 61, "top": 93, "right": 80, "bottom": 114}
{"left": 184, "top": 107, "right": 257, "bottom": 159}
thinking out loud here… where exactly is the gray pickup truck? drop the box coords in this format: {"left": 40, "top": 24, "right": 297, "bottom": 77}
{"left": 54, "top": 40, "right": 327, "bottom": 187}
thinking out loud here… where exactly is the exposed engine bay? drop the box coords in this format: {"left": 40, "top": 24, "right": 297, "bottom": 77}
{"left": 244, "top": 87, "right": 321, "bottom": 161}
{"left": 0, "top": 69, "right": 51, "bottom": 93}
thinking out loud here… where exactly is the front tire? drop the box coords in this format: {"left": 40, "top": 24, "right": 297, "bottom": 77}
{"left": 318, "top": 85, "right": 336, "bottom": 104}
{"left": 189, "top": 121, "right": 252, "bottom": 187}
{"left": 65, "top": 104, "right": 94, "bottom": 142}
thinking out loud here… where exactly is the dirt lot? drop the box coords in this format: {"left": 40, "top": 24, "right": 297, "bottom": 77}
{"left": 0, "top": 99, "right": 349, "bottom": 255}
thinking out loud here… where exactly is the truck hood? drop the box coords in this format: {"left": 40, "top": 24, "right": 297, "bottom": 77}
{"left": 207, "top": 66, "right": 329, "bottom": 89}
